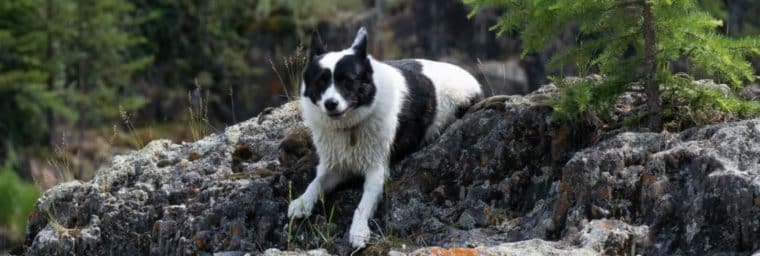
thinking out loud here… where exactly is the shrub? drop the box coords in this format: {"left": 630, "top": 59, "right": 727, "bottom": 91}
{"left": 465, "top": 0, "right": 760, "bottom": 130}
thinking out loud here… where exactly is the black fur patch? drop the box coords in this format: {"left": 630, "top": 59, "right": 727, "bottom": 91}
{"left": 334, "top": 54, "right": 375, "bottom": 108}
{"left": 385, "top": 59, "right": 437, "bottom": 163}
{"left": 301, "top": 55, "right": 330, "bottom": 105}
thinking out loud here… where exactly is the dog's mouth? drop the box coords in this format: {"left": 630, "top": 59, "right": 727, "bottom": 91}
{"left": 327, "top": 110, "right": 347, "bottom": 118}
{"left": 325, "top": 103, "right": 356, "bottom": 119}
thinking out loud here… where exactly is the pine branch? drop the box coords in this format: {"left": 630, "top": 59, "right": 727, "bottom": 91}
{"left": 606, "top": 0, "right": 645, "bottom": 12}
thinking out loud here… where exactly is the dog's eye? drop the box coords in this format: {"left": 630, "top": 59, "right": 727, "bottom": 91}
{"left": 339, "top": 73, "right": 356, "bottom": 82}
{"left": 315, "top": 75, "right": 329, "bottom": 86}
{"left": 336, "top": 74, "right": 353, "bottom": 83}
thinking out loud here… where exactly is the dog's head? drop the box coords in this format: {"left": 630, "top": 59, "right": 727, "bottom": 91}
{"left": 300, "top": 27, "right": 376, "bottom": 120}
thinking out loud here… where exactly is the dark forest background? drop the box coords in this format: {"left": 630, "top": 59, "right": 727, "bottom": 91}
{"left": 1, "top": 0, "right": 758, "bottom": 250}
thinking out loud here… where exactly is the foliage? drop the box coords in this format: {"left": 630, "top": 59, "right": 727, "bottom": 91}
{"left": 466, "top": 0, "right": 760, "bottom": 130}
{"left": 661, "top": 74, "right": 760, "bottom": 130}
{"left": 0, "top": 71, "right": 73, "bottom": 145}
{"left": 0, "top": 0, "right": 74, "bottom": 146}
{"left": 550, "top": 78, "right": 597, "bottom": 121}
{"left": 0, "top": 147, "right": 40, "bottom": 241}
{"left": 0, "top": 3, "right": 151, "bottom": 235}
{"left": 129, "top": 0, "right": 364, "bottom": 123}
{"left": 0, "top": 0, "right": 151, "bottom": 149}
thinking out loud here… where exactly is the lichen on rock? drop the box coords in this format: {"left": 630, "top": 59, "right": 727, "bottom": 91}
{"left": 23, "top": 83, "right": 760, "bottom": 255}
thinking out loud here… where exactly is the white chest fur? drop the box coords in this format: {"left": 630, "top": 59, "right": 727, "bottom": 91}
{"left": 309, "top": 114, "right": 394, "bottom": 174}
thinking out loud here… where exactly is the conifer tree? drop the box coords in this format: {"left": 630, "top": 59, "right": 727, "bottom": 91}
{"left": 67, "top": 0, "right": 153, "bottom": 127}
{"left": 0, "top": 0, "right": 75, "bottom": 146}
{"left": 465, "top": 0, "right": 760, "bottom": 130}
{"left": 0, "top": 0, "right": 151, "bottom": 148}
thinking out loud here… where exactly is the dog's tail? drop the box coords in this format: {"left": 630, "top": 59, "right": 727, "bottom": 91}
{"left": 455, "top": 92, "right": 486, "bottom": 118}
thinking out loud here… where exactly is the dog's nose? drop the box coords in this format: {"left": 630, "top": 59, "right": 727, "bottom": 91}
{"left": 324, "top": 99, "right": 338, "bottom": 111}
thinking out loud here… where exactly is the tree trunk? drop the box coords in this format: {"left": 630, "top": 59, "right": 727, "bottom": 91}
{"left": 374, "top": 0, "right": 384, "bottom": 58}
{"left": 76, "top": 0, "right": 86, "bottom": 178}
{"left": 45, "top": 0, "right": 56, "bottom": 148}
{"left": 642, "top": 1, "right": 661, "bottom": 131}
{"left": 727, "top": 0, "right": 747, "bottom": 36}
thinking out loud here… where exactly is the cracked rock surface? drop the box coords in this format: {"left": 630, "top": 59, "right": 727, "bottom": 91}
{"left": 24, "top": 84, "right": 760, "bottom": 255}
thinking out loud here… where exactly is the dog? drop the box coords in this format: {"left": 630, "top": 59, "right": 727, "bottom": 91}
{"left": 287, "top": 27, "right": 483, "bottom": 248}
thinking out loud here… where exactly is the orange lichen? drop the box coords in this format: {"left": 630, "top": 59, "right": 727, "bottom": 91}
{"left": 193, "top": 233, "right": 206, "bottom": 250}
{"left": 640, "top": 173, "right": 654, "bottom": 184}
{"left": 551, "top": 126, "right": 569, "bottom": 161}
{"left": 553, "top": 192, "right": 570, "bottom": 223}
{"left": 599, "top": 186, "right": 612, "bottom": 198}
{"left": 152, "top": 221, "right": 160, "bottom": 233}
{"left": 230, "top": 223, "right": 240, "bottom": 237}
{"left": 188, "top": 151, "right": 201, "bottom": 161}
{"left": 421, "top": 247, "right": 479, "bottom": 256}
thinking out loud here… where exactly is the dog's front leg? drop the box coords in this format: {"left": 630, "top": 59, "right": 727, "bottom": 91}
{"left": 349, "top": 164, "right": 386, "bottom": 249}
{"left": 288, "top": 163, "right": 344, "bottom": 219}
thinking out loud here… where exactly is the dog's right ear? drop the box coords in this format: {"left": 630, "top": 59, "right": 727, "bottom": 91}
{"left": 309, "top": 30, "right": 325, "bottom": 61}
{"left": 350, "top": 27, "right": 368, "bottom": 59}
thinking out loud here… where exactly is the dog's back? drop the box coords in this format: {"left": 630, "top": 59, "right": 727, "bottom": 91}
{"left": 385, "top": 59, "right": 482, "bottom": 162}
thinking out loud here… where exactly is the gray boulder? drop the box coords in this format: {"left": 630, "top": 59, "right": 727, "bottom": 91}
{"left": 23, "top": 83, "right": 760, "bottom": 255}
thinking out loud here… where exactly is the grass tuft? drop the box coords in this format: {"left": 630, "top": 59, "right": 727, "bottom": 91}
{"left": 46, "top": 139, "right": 75, "bottom": 184}
{"left": 187, "top": 80, "right": 216, "bottom": 142}
{"left": 286, "top": 182, "right": 339, "bottom": 250}
{"left": 269, "top": 43, "right": 308, "bottom": 102}
{"left": 119, "top": 105, "right": 144, "bottom": 149}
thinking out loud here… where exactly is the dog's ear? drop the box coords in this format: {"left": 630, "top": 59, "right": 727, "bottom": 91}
{"left": 309, "top": 30, "right": 325, "bottom": 61}
{"left": 350, "top": 27, "right": 368, "bottom": 59}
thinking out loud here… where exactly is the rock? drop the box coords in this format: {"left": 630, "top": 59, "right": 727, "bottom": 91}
{"left": 386, "top": 91, "right": 596, "bottom": 245}
{"left": 410, "top": 240, "right": 596, "bottom": 256}
{"left": 555, "top": 119, "right": 760, "bottom": 255}
{"left": 277, "top": 221, "right": 637, "bottom": 256}
{"left": 741, "top": 83, "right": 760, "bottom": 100}
{"left": 23, "top": 83, "right": 760, "bottom": 255}
{"left": 693, "top": 79, "right": 731, "bottom": 96}
{"left": 476, "top": 59, "right": 530, "bottom": 95}
{"left": 24, "top": 102, "right": 306, "bottom": 255}
{"left": 407, "top": 220, "right": 645, "bottom": 256}
{"left": 262, "top": 248, "right": 333, "bottom": 256}
{"left": 212, "top": 251, "right": 250, "bottom": 256}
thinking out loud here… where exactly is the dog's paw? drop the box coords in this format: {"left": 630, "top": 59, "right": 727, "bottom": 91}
{"left": 349, "top": 223, "right": 371, "bottom": 249}
{"left": 287, "top": 197, "right": 312, "bottom": 219}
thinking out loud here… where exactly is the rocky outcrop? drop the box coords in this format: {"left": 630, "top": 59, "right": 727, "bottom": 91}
{"left": 24, "top": 103, "right": 305, "bottom": 255}
{"left": 558, "top": 120, "right": 760, "bottom": 255}
{"left": 23, "top": 83, "right": 760, "bottom": 255}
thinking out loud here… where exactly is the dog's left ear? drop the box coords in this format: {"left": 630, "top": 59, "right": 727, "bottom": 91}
{"left": 309, "top": 30, "right": 326, "bottom": 61}
{"left": 351, "top": 27, "right": 368, "bottom": 59}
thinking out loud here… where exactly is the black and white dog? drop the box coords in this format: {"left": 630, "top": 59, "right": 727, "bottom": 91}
{"left": 288, "top": 27, "right": 483, "bottom": 248}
